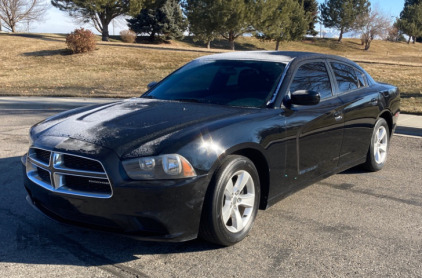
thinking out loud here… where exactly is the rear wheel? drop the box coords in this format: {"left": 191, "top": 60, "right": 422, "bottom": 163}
{"left": 199, "top": 155, "right": 260, "bottom": 246}
{"left": 363, "top": 118, "right": 389, "bottom": 171}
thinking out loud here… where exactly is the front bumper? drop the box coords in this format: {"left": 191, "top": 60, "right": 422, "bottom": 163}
{"left": 22, "top": 151, "right": 210, "bottom": 242}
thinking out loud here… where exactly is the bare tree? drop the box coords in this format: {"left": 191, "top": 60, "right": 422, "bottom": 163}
{"left": 356, "top": 9, "right": 391, "bottom": 50}
{"left": 0, "top": 0, "right": 47, "bottom": 32}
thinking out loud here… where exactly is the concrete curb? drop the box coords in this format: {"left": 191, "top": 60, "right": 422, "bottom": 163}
{"left": 396, "top": 114, "right": 422, "bottom": 137}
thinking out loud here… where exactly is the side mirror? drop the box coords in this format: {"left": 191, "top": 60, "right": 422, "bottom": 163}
{"left": 290, "top": 90, "right": 320, "bottom": 106}
{"left": 147, "top": 81, "right": 158, "bottom": 90}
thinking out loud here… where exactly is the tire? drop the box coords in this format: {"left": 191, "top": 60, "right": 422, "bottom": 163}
{"left": 199, "top": 155, "right": 260, "bottom": 246}
{"left": 363, "top": 118, "right": 390, "bottom": 172}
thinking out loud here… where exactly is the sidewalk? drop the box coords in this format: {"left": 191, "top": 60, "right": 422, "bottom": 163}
{"left": 396, "top": 114, "right": 422, "bottom": 137}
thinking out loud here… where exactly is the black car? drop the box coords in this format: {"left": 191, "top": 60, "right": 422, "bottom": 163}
{"left": 22, "top": 51, "right": 400, "bottom": 246}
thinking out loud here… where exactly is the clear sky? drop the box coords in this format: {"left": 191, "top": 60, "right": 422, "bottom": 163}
{"left": 23, "top": 0, "right": 405, "bottom": 35}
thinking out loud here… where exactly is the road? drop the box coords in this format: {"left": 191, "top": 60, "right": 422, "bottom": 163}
{"left": 0, "top": 98, "right": 421, "bottom": 277}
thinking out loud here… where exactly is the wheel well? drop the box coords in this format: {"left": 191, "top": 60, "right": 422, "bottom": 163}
{"left": 379, "top": 111, "right": 393, "bottom": 136}
{"left": 232, "top": 148, "right": 270, "bottom": 210}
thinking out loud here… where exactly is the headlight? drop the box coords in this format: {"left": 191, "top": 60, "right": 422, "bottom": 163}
{"left": 122, "top": 154, "right": 196, "bottom": 180}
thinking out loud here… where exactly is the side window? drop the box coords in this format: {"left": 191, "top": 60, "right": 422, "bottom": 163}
{"left": 289, "top": 62, "right": 332, "bottom": 99}
{"left": 355, "top": 70, "right": 366, "bottom": 88}
{"left": 331, "top": 62, "right": 360, "bottom": 93}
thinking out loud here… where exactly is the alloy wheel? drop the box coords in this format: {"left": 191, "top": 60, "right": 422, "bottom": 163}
{"left": 374, "top": 125, "right": 388, "bottom": 164}
{"left": 221, "top": 170, "right": 255, "bottom": 233}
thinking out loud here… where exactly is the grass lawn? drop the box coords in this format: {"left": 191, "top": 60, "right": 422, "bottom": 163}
{"left": 0, "top": 33, "right": 421, "bottom": 114}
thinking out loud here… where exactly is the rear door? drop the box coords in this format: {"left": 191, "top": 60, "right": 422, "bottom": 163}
{"left": 328, "top": 61, "right": 379, "bottom": 167}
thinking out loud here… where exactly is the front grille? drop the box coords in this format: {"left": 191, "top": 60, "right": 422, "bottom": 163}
{"left": 63, "top": 175, "right": 112, "bottom": 195}
{"left": 34, "top": 149, "right": 51, "bottom": 165}
{"left": 28, "top": 148, "right": 51, "bottom": 166}
{"left": 62, "top": 155, "right": 104, "bottom": 172}
{"left": 26, "top": 148, "right": 112, "bottom": 198}
{"left": 37, "top": 168, "right": 51, "bottom": 184}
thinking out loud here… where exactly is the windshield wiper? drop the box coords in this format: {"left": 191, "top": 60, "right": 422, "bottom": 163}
{"left": 172, "top": 98, "right": 202, "bottom": 103}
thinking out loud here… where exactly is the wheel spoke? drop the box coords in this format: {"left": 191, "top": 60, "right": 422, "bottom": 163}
{"left": 224, "top": 179, "right": 234, "bottom": 197}
{"left": 238, "top": 193, "right": 255, "bottom": 208}
{"left": 375, "top": 148, "right": 381, "bottom": 163}
{"left": 379, "top": 128, "right": 387, "bottom": 142}
{"left": 379, "top": 143, "right": 387, "bottom": 153}
{"left": 234, "top": 171, "right": 251, "bottom": 193}
{"left": 231, "top": 207, "right": 243, "bottom": 231}
{"left": 222, "top": 202, "right": 232, "bottom": 224}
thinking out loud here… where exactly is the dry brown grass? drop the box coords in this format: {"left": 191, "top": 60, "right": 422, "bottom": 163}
{"left": 0, "top": 33, "right": 421, "bottom": 113}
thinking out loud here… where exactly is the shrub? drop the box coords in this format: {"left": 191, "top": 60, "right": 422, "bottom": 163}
{"left": 66, "top": 28, "right": 97, "bottom": 54}
{"left": 120, "top": 30, "right": 137, "bottom": 43}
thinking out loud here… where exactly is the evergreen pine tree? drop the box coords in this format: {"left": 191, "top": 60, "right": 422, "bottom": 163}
{"left": 255, "top": 0, "right": 308, "bottom": 50}
{"left": 398, "top": 2, "right": 422, "bottom": 43}
{"left": 184, "top": 0, "right": 219, "bottom": 49}
{"left": 128, "top": 0, "right": 187, "bottom": 41}
{"left": 214, "top": 0, "right": 254, "bottom": 50}
{"left": 320, "top": 0, "right": 370, "bottom": 42}
{"left": 295, "top": 0, "right": 319, "bottom": 36}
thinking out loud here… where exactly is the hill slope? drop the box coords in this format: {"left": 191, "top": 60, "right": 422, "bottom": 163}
{"left": 0, "top": 33, "right": 421, "bottom": 113}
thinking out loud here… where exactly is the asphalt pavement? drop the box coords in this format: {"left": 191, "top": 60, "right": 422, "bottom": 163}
{"left": 0, "top": 96, "right": 421, "bottom": 277}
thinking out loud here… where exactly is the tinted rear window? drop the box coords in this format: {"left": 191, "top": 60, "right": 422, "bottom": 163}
{"left": 331, "top": 62, "right": 360, "bottom": 93}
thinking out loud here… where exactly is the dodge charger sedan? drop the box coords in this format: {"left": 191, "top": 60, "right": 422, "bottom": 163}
{"left": 22, "top": 51, "right": 400, "bottom": 246}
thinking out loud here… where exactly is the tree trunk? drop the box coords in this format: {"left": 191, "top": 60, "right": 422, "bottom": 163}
{"left": 102, "top": 23, "right": 109, "bottom": 41}
{"left": 229, "top": 31, "right": 235, "bottom": 51}
{"left": 275, "top": 39, "right": 280, "bottom": 51}
{"left": 229, "top": 40, "right": 235, "bottom": 50}
{"left": 11, "top": 24, "right": 16, "bottom": 33}
{"left": 149, "top": 32, "right": 156, "bottom": 42}
{"left": 407, "top": 35, "right": 411, "bottom": 44}
{"left": 364, "top": 41, "right": 370, "bottom": 50}
{"left": 206, "top": 40, "right": 211, "bottom": 49}
{"left": 338, "top": 28, "right": 344, "bottom": 42}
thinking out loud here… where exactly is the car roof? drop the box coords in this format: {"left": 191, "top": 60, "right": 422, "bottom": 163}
{"left": 196, "top": 51, "right": 368, "bottom": 75}
{"left": 197, "top": 51, "right": 325, "bottom": 63}
{"left": 197, "top": 51, "right": 355, "bottom": 65}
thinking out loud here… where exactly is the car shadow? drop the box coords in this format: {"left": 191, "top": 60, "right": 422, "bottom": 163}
{"left": 3, "top": 33, "right": 67, "bottom": 43}
{"left": 0, "top": 156, "right": 219, "bottom": 268}
{"left": 22, "top": 49, "right": 73, "bottom": 57}
{"left": 339, "top": 165, "right": 367, "bottom": 175}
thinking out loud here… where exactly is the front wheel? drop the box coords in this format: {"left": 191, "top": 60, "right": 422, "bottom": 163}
{"left": 199, "top": 155, "right": 260, "bottom": 246}
{"left": 363, "top": 118, "right": 390, "bottom": 172}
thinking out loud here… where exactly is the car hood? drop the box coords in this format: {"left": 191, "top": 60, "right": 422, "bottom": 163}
{"left": 31, "top": 98, "right": 252, "bottom": 157}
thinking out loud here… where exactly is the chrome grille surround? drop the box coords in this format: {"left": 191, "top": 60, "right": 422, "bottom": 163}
{"left": 26, "top": 147, "right": 112, "bottom": 198}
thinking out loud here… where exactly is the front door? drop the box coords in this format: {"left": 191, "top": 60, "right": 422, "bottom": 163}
{"left": 283, "top": 61, "right": 344, "bottom": 185}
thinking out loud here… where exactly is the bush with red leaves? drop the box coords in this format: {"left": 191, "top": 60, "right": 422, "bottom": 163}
{"left": 66, "top": 28, "right": 97, "bottom": 54}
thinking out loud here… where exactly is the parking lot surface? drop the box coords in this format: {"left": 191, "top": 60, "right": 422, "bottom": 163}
{"left": 0, "top": 98, "right": 421, "bottom": 277}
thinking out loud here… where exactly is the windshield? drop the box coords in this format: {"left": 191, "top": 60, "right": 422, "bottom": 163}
{"left": 143, "top": 60, "right": 286, "bottom": 108}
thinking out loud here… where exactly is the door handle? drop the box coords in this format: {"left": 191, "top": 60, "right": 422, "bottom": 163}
{"left": 334, "top": 111, "right": 343, "bottom": 121}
